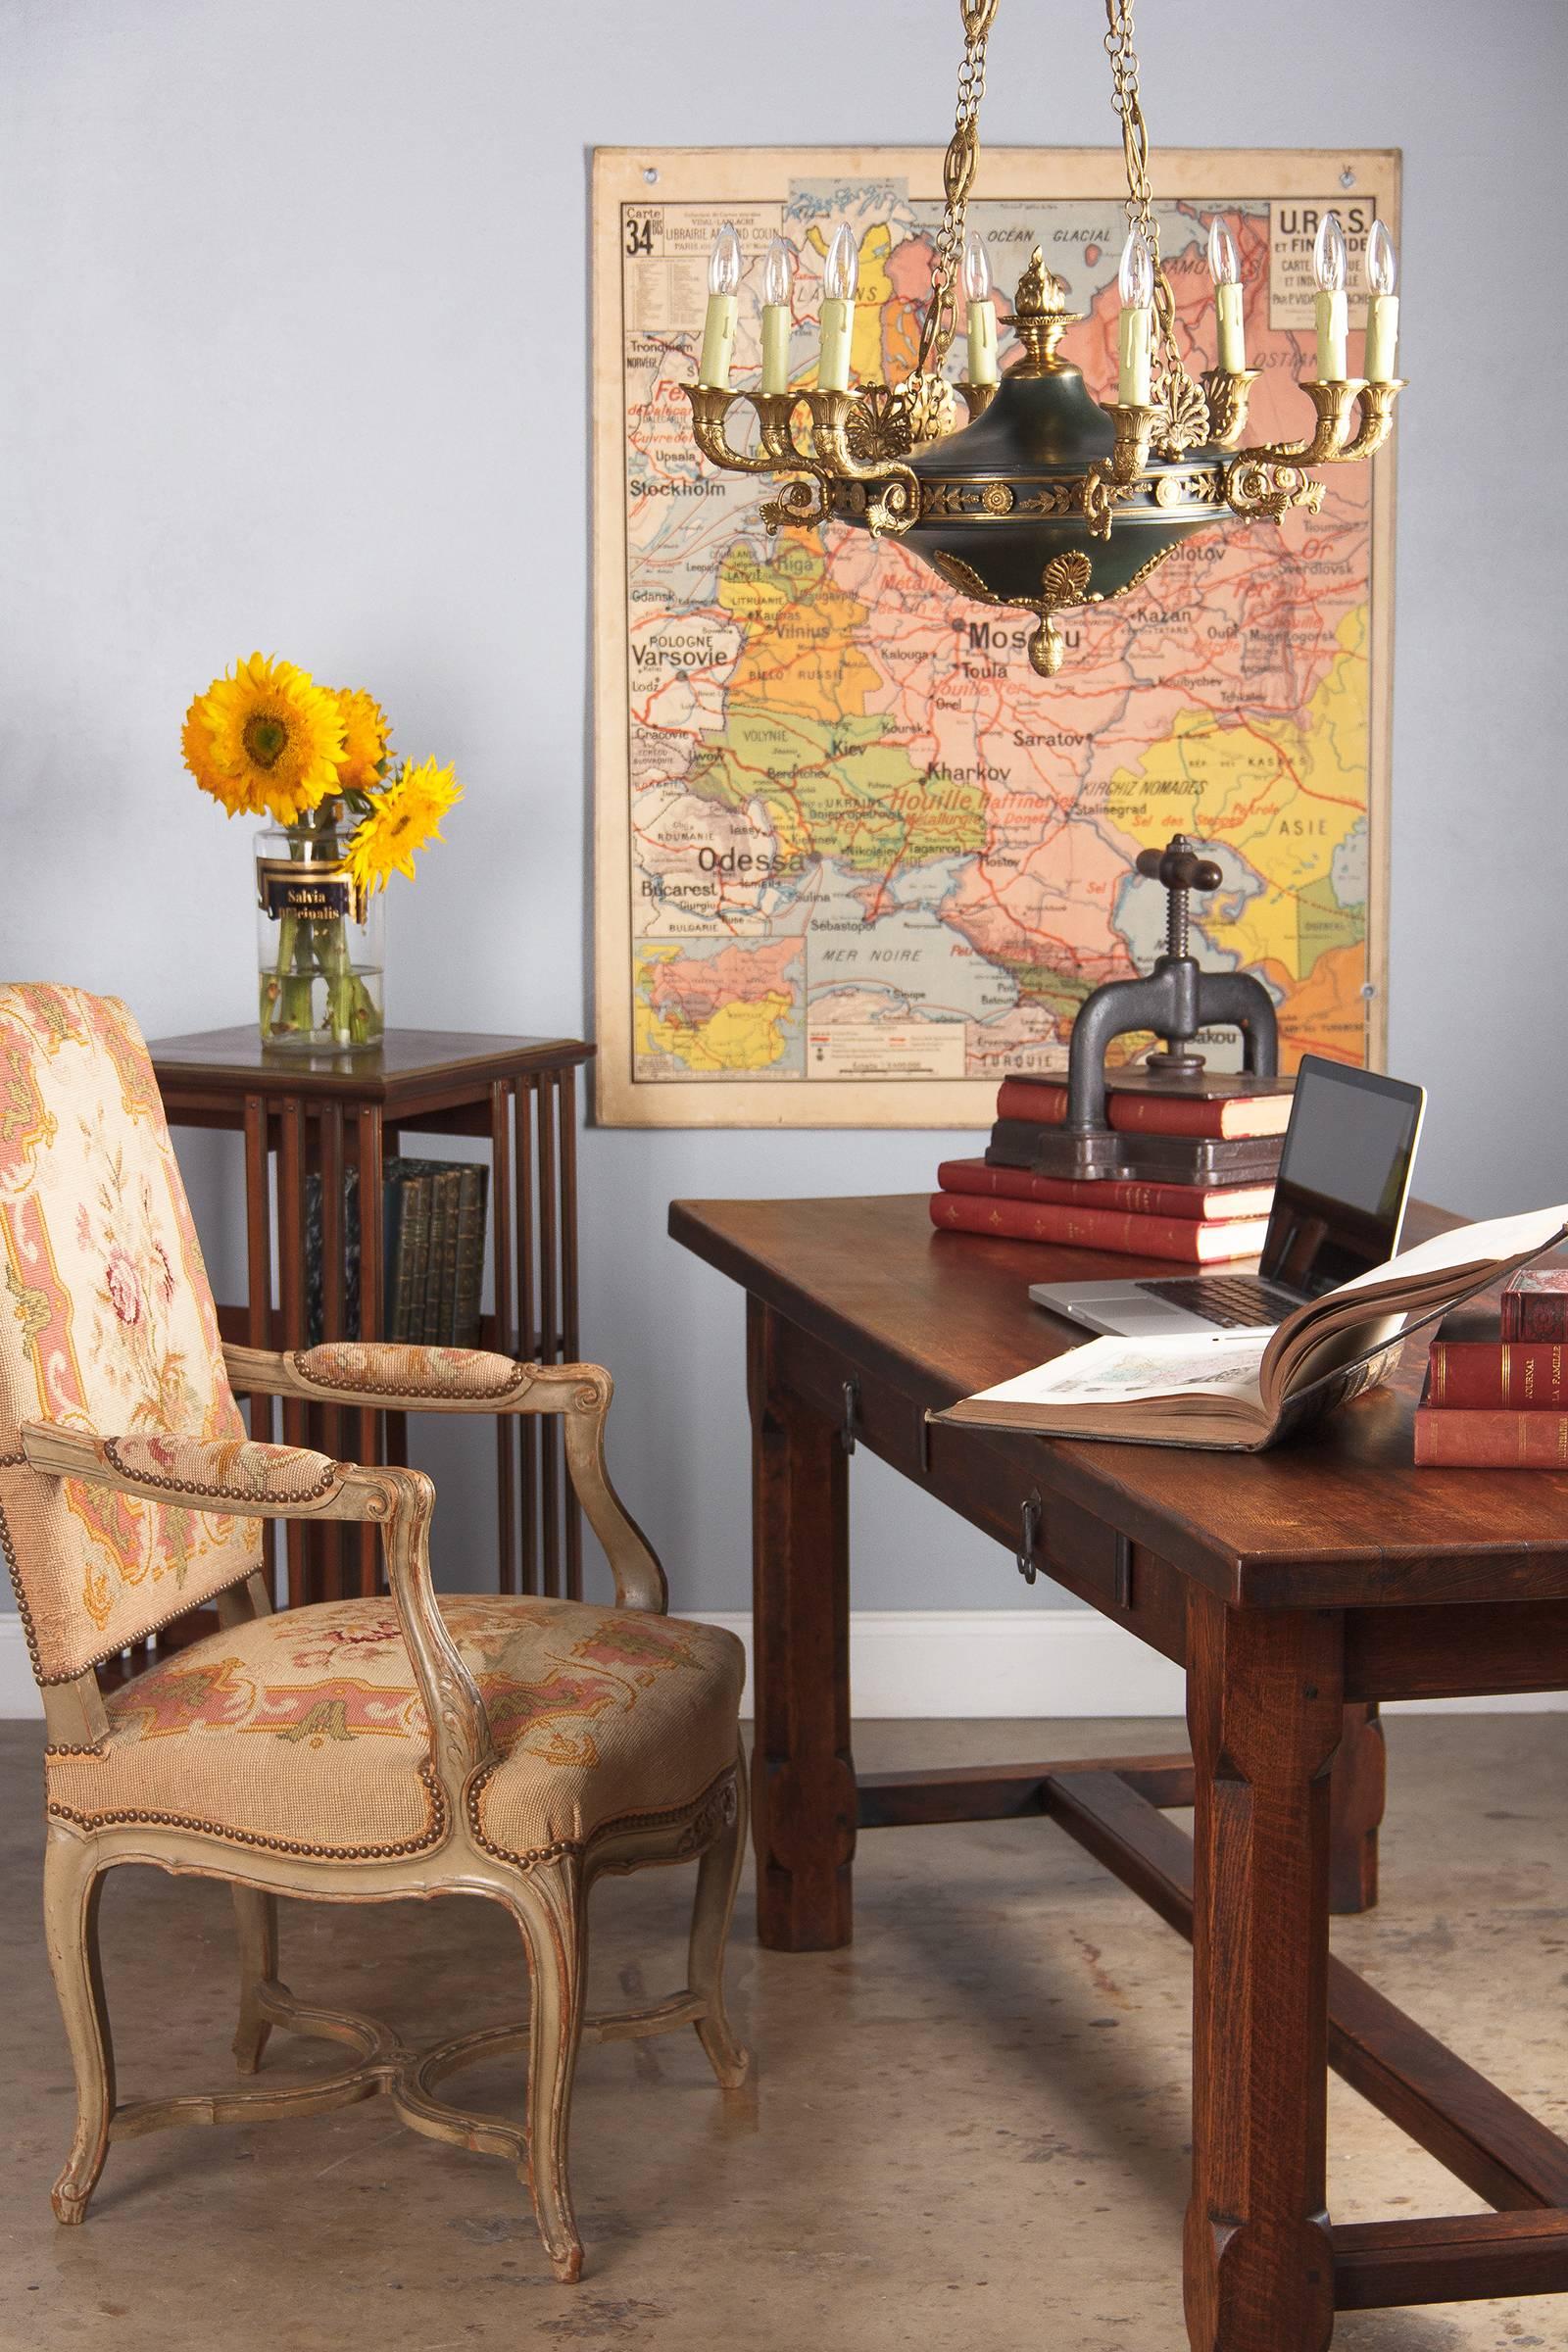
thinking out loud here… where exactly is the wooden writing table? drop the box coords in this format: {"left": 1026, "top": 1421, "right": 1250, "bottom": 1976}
{"left": 670, "top": 1192, "right": 1568, "bottom": 2349}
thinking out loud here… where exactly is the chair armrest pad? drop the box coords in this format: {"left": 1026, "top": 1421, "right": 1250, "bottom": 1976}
{"left": 289, "top": 1341, "right": 538, "bottom": 1404}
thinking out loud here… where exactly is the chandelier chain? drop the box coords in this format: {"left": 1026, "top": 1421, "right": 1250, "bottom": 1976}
{"left": 918, "top": 0, "right": 999, "bottom": 373}
{"left": 1103, "top": 0, "right": 1196, "bottom": 409}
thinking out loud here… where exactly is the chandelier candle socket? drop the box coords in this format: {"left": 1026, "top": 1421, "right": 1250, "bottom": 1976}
{"left": 1364, "top": 219, "right": 1399, "bottom": 382}
{"left": 760, "top": 235, "right": 797, "bottom": 394}
{"left": 1116, "top": 228, "right": 1155, "bottom": 405}
{"left": 678, "top": 0, "right": 1404, "bottom": 678}
{"left": 699, "top": 222, "right": 742, "bottom": 388}
{"left": 963, "top": 229, "right": 999, "bottom": 386}
{"left": 1207, "top": 220, "right": 1246, "bottom": 372}
{"left": 818, "top": 222, "right": 859, "bottom": 392}
{"left": 1313, "top": 210, "right": 1349, "bottom": 380}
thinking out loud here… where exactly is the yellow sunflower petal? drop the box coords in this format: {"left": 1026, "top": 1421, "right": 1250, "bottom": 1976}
{"left": 331, "top": 687, "right": 392, "bottom": 793}
{"left": 185, "top": 652, "right": 347, "bottom": 823}
{"left": 344, "top": 758, "right": 463, "bottom": 895}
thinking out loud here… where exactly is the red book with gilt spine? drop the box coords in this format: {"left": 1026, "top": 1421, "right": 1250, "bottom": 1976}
{"left": 1499, "top": 1266, "right": 1568, "bottom": 1341}
{"left": 1426, "top": 1340, "right": 1567, "bottom": 1410}
{"left": 928, "top": 1191, "right": 1268, "bottom": 1263}
{"left": 1412, "top": 1379, "right": 1568, "bottom": 1468}
{"left": 936, "top": 1157, "right": 1275, "bottom": 1223}
{"left": 996, "top": 1077, "right": 1292, "bottom": 1140}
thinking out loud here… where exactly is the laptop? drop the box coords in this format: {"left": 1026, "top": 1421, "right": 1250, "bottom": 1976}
{"left": 1029, "top": 1055, "right": 1426, "bottom": 1339}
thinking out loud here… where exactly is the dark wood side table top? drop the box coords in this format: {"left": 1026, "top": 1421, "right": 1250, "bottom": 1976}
{"left": 670, "top": 1191, "right": 1568, "bottom": 1611}
{"left": 149, "top": 1024, "right": 595, "bottom": 1108}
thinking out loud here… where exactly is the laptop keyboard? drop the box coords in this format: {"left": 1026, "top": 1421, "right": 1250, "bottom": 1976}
{"left": 1134, "top": 1274, "right": 1303, "bottom": 1330}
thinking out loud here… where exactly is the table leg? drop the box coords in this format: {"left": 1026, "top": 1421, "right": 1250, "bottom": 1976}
{"left": 1184, "top": 1589, "right": 1343, "bottom": 2352}
{"left": 1329, "top": 1701, "right": 1386, "bottom": 1916}
{"left": 747, "top": 1298, "right": 856, "bottom": 1952}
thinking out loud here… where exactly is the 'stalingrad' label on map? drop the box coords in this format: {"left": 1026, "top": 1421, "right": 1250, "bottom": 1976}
{"left": 1269, "top": 198, "right": 1381, "bottom": 329}
{"left": 622, "top": 202, "right": 781, "bottom": 334}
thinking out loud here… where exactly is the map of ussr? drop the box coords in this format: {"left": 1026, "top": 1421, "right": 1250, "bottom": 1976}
{"left": 591, "top": 148, "right": 1396, "bottom": 1126}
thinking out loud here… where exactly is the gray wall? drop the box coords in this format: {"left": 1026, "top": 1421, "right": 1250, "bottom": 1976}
{"left": 2, "top": 0, "right": 1562, "bottom": 1617}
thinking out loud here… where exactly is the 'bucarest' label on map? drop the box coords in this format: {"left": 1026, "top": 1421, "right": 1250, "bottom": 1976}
{"left": 594, "top": 150, "right": 1396, "bottom": 1127}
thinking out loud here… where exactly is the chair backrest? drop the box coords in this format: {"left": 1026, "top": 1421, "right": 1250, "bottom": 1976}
{"left": 0, "top": 985, "right": 259, "bottom": 1684}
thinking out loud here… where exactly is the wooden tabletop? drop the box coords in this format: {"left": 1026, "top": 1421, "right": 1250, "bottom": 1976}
{"left": 150, "top": 1026, "right": 595, "bottom": 1102}
{"left": 670, "top": 1192, "right": 1568, "bottom": 1608}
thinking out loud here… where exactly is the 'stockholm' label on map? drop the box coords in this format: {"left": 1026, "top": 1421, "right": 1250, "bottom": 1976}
{"left": 594, "top": 149, "right": 1396, "bottom": 1127}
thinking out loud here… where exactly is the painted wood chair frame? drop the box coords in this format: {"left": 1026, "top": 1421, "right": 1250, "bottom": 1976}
{"left": 24, "top": 1345, "right": 749, "bottom": 2285}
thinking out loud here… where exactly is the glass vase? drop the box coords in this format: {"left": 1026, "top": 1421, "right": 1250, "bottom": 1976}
{"left": 255, "top": 810, "right": 384, "bottom": 1052}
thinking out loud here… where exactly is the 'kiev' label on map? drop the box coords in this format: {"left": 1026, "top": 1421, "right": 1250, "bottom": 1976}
{"left": 1268, "top": 198, "right": 1381, "bottom": 329}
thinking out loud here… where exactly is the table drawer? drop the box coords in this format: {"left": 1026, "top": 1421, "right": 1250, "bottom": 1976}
{"left": 768, "top": 1311, "right": 1135, "bottom": 1619}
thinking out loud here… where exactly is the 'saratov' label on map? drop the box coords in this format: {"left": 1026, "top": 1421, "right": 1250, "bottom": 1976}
{"left": 1268, "top": 198, "right": 1381, "bottom": 329}
{"left": 594, "top": 149, "right": 1396, "bottom": 1127}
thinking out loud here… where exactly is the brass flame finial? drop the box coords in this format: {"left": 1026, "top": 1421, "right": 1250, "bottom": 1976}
{"left": 1004, "top": 245, "right": 1079, "bottom": 377}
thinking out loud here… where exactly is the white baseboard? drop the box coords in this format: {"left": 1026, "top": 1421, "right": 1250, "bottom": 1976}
{"left": 3, "top": 1609, "right": 1562, "bottom": 1722}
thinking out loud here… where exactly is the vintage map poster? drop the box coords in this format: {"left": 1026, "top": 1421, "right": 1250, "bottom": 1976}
{"left": 592, "top": 148, "right": 1397, "bottom": 1127}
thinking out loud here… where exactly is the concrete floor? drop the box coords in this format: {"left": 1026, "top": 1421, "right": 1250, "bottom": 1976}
{"left": 0, "top": 1715, "right": 1563, "bottom": 2352}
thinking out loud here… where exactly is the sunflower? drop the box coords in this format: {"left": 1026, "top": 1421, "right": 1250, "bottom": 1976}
{"left": 345, "top": 758, "right": 463, "bottom": 894}
{"left": 331, "top": 687, "right": 391, "bottom": 793}
{"left": 183, "top": 653, "right": 347, "bottom": 823}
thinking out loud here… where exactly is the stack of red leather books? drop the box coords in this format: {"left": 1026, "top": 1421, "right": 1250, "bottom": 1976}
{"left": 1414, "top": 1268, "right": 1568, "bottom": 1467}
{"left": 930, "top": 1074, "right": 1292, "bottom": 1264}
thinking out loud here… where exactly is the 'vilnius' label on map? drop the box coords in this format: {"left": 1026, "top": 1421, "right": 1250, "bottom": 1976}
{"left": 594, "top": 150, "right": 1396, "bottom": 1126}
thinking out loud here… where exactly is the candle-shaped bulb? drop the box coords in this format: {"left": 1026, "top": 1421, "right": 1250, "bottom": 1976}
{"left": 1118, "top": 226, "right": 1154, "bottom": 311}
{"left": 761, "top": 235, "right": 796, "bottom": 312}
{"left": 1206, "top": 220, "right": 1241, "bottom": 288}
{"left": 823, "top": 222, "right": 858, "bottom": 305}
{"left": 962, "top": 228, "right": 998, "bottom": 387}
{"left": 1312, "top": 211, "right": 1347, "bottom": 295}
{"left": 698, "top": 222, "right": 742, "bottom": 386}
{"left": 1365, "top": 220, "right": 1398, "bottom": 298}
{"left": 708, "top": 222, "right": 742, "bottom": 299}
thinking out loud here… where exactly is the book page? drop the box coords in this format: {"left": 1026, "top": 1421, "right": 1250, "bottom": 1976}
{"left": 965, "top": 1331, "right": 1267, "bottom": 1410}
{"left": 1334, "top": 1205, "right": 1568, "bottom": 1294}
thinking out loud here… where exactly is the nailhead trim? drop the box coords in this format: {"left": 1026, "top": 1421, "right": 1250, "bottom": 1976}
{"left": 0, "top": 1477, "right": 47, "bottom": 1686}
{"left": 289, "top": 1348, "right": 539, "bottom": 1404}
{"left": 101, "top": 1437, "right": 342, "bottom": 1509}
{"left": 46, "top": 1758, "right": 449, "bottom": 1862}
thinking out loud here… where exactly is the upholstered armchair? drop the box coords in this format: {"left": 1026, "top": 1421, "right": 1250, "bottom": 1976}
{"left": 0, "top": 984, "right": 748, "bottom": 2283}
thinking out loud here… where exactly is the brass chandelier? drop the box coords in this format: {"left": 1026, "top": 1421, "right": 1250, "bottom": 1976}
{"left": 681, "top": 0, "right": 1403, "bottom": 678}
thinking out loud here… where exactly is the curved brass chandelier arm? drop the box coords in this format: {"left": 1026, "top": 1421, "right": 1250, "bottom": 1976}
{"left": 916, "top": 0, "right": 1001, "bottom": 376}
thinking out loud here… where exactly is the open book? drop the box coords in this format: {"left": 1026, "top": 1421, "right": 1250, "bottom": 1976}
{"left": 931, "top": 1205, "right": 1568, "bottom": 1452}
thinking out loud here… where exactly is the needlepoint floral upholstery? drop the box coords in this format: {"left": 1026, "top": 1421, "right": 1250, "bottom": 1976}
{"left": 291, "top": 1342, "right": 536, "bottom": 1403}
{"left": 0, "top": 986, "right": 262, "bottom": 1681}
{"left": 45, "top": 1596, "right": 746, "bottom": 1864}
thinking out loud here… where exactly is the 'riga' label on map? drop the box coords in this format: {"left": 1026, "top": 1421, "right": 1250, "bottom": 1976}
{"left": 1268, "top": 198, "right": 1381, "bottom": 330}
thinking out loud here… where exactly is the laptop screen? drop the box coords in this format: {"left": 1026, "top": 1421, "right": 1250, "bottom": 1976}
{"left": 1259, "top": 1056, "right": 1426, "bottom": 1298}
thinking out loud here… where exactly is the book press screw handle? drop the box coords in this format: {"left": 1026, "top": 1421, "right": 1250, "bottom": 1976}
{"left": 1134, "top": 837, "right": 1224, "bottom": 962}
{"left": 1017, "top": 1492, "right": 1043, "bottom": 1584}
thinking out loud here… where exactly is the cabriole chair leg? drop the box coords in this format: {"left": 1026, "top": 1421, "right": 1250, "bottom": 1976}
{"left": 43, "top": 1829, "right": 115, "bottom": 2225}
{"left": 690, "top": 1748, "right": 752, "bottom": 2090}
{"left": 510, "top": 1858, "right": 588, "bottom": 2284}
{"left": 231, "top": 1886, "right": 279, "bottom": 2074}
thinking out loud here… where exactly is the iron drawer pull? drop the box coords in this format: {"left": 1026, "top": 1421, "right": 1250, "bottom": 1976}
{"left": 841, "top": 1379, "right": 859, "bottom": 1455}
{"left": 1017, "top": 1492, "right": 1042, "bottom": 1584}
